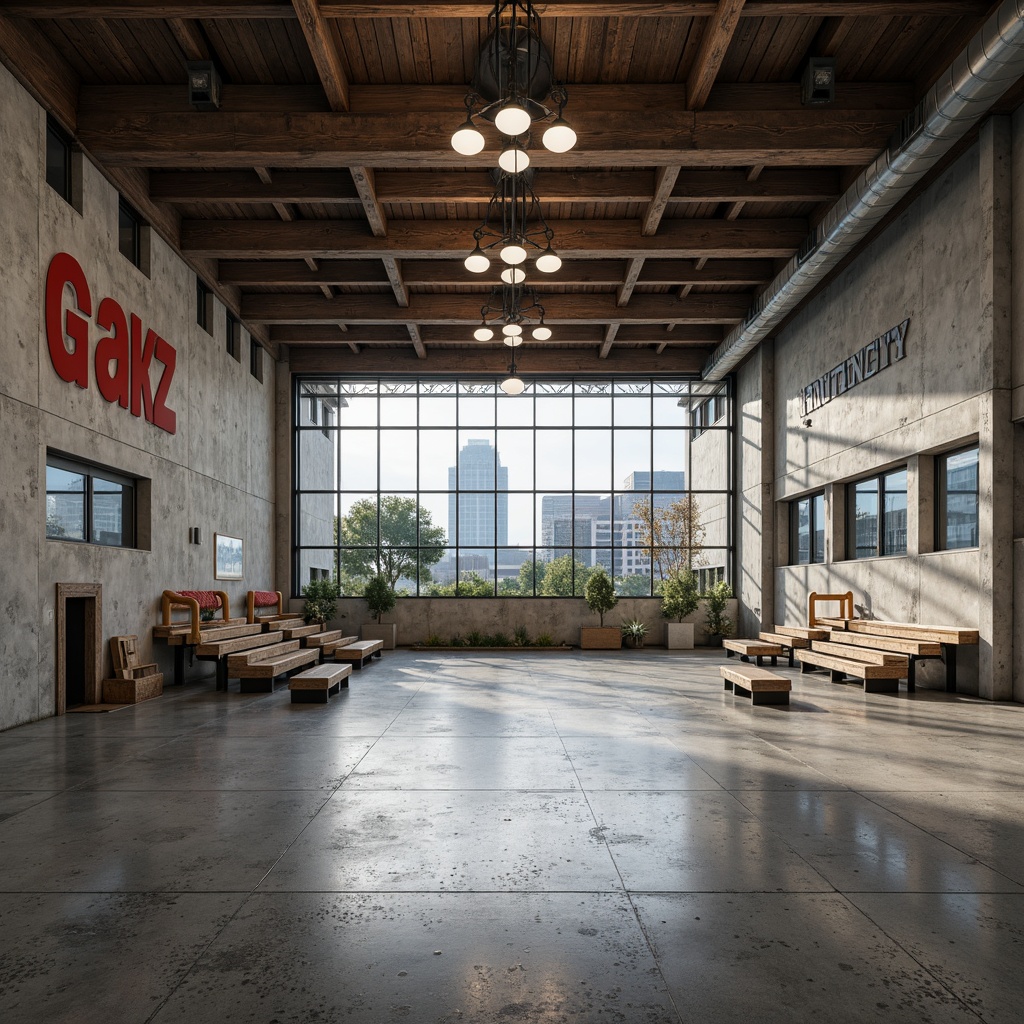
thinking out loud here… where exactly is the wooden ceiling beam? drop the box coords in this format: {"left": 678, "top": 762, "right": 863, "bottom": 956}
{"left": 1, "top": 2, "right": 989, "bottom": 18}
{"left": 217, "top": 256, "right": 776, "bottom": 287}
{"left": 183, "top": 216, "right": 807, "bottom": 259}
{"left": 687, "top": 0, "right": 746, "bottom": 112}
{"left": 77, "top": 102, "right": 900, "bottom": 169}
{"left": 0, "top": 13, "right": 79, "bottom": 131}
{"left": 407, "top": 323, "right": 427, "bottom": 359}
{"left": 642, "top": 165, "right": 681, "bottom": 236}
{"left": 292, "top": 0, "right": 350, "bottom": 111}
{"left": 617, "top": 258, "right": 646, "bottom": 306}
{"left": 150, "top": 170, "right": 363, "bottom": 203}
{"left": 241, "top": 290, "right": 752, "bottom": 325}
{"left": 600, "top": 324, "right": 620, "bottom": 359}
{"left": 166, "top": 18, "right": 210, "bottom": 61}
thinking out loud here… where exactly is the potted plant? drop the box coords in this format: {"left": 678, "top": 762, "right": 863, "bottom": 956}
{"left": 301, "top": 576, "right": 339, "bottom": 627}
{"left": 703, "top": 579, "right": 735, "bottom": 646}
{"left": 362, "top": 573, "right": 398, "bottom": 649}
{"left": 620, "top": 619, "right": 648, "bottom": 649}
{"left": 661, "top": 567, "right": 700, "bottom": 649}
{"left": 580, "top": 568, "right": 621, "bottom": 649}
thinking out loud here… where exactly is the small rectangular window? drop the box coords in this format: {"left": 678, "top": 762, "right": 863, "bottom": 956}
{"left": 250, "top": 339, "right": 264, "bottom": 382}
{"left": 118, "top": 198, "right": 142, "bottom": 267}
{"left": 937, "top": 446, "right": 979, "bottom": 550}
{"left": 196, "top": 278, "right": 212, "bottom": 333}
{"left": 226, "top": 311, "right": 241, "bottom": 361}
{"left": 847, "top": 467, "right": 907, "bottom": 558}
{"left": 45, "top": 118, "right": 73, "bottom": 202}
{"left": 789, "top": 491, "right": 825, "bottom": 564}
{"left": 46, "top": 453, "right": 136, "bottom": 549}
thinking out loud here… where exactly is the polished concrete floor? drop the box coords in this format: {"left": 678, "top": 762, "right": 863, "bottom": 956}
{"left": 1, "top": 649, "right": 1023, "bottom": 1023}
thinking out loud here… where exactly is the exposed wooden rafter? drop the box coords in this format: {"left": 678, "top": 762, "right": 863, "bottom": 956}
{"left": 687, "top": 0, "right": 746, "bottom": 111}
{"left": 291, "top": 0, "right": 350, "bottom": 111}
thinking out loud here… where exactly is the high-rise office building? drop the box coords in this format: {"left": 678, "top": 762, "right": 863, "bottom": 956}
{"left": 448, "top": 439, "right": 509, "bottom": 556}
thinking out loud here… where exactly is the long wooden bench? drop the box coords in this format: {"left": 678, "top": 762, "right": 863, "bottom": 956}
{"left": 758, "top": 631, "right": 809, "bottom": 667}
{"left": 195, "top": 630, "right": 285, "bottom": 691}
{"left": 321, "top": 635, "right": 360, "bottom": 657}
{"left": 263, "top": 616, "right": 306, "bottom": 633}
{"left": 811, "top": 639, "right": 908, "bottom": 669}
{"left": 771, "top": 625, "right": 830, "bottom": 642}
{"left": 280, "top": 622, "right": 321, "bottom": 641}
{"left": 723, "top": 639, "right": 784, "bottom": 667}
{"left": 227, "top": 640, "right": 319, "bottom": 693}
{"left": 288, "top": 663, "right": 352, "bottom": 703}
{"left": 333, "top": 639, "right": 384, "bottom": 669}
{"left": 720, "top": 664, "right": 791, "bottom": 705}
{"left": 796, "top": 649, "right": 902, "bottom": 693}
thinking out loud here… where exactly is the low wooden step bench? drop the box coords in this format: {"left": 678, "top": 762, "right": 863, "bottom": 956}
{"left": 796, "top": 650, "right": 902, "bottom": 693}
{"left": 333, "top": 639, "right": 384, "bottom": 669}
{"left": 772, "top": 624, "right": 830, "bottom": 642}
{"left": 227, "top": 640, "right": 319, "bottom": 693}
{"left": 304, "top": 629, "right": 345, "bottom": 652}
{"left": 196, "top": 630, "right": 285, "bottom": 691}
{"left": 723, "top": 639, "right": 784, "bottom": 667}
{"left": 288, "top": 664, "right": 353, "bottom": 703}
{"left": 280, "top": 623, "right": 321, "bottom": 640}
{"left": 263, "top": 616, "right": 306, "bottom": 633}
{"left": 758, "top": 631, "right": 809, "bottom": 667}
{"left": 720, "top": 664, "right": 791, "bottom": 705}
{"left": 822, "top": 629, "right": 941, "bottom": 691}
{"left": 321, "top": 636, "right": 359, "bottom": 657}
{"left": 811, "top": 639, "right": 908, "bottom": 669}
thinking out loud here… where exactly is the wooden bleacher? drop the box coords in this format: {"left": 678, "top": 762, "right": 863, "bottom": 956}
{"left": 227, "top": 640, "right": 318, "bottom": 693}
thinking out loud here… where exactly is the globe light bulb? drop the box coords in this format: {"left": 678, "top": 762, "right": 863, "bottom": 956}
{"left": 474, "top": 326, "right": 494, "bottom": 341}
{"left": 502, "top": 323, "right": 523, "bottom": 337}
{"left": 494, "top": 103, "right": 531, "bottom": 136}
{"left": 535, "top": 249, "right": 562, "bottom": 274}
{"left": 503, "top": 334, "right": 523, "bottom": 347}
{"left": 497, "top": 144, "right": 530, "bottom": 174}
{"left": 501, "top": 374, "right": 526, "bottom": 395}
{"left": 501, "top": 243, "right": 527, "bottom": 265}
{"left": 542, "top": 119, "right": 577, "bottom": 154}
{"left": 532, "top": 325, "right": 552, "bottom": 341}
{"left": 464, "top": 247, "right": 490, "bottom": 273}
{"left": 451, "top": 123, "right": 486, "bottom": 156}
{"left": 500, "top": 266, "right": 526, "bottom": 285}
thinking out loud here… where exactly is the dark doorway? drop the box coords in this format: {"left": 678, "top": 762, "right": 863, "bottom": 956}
{"left": 64, "top": 597, "right": 87, "bottom": 707}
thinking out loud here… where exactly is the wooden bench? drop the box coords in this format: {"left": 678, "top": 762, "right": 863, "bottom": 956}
{"left": 280, "top": 622, "right": 321, "bottom": 641}
{"left": 333, "top": 639, "right": 384, "bottom": 669}
{"left": 720, "top": 664, "right": 791, "bottom": 705}
{"left": 247, "top": 589, "right": 283, "bottom": 623}
{"left": 227, "top": 640, "right": 319, "bottom": 693}
{"left": 723, "top": 639, "right": 784, "bottom": 667}
{"left": 288, "top": 664, "right": 353, "bottom": 703}
{"left": 262, "top": 616, "right": 306, "bottom": 633}
{"left": 771, "top": 624, "right": 830, "bottom": 642}
{"left": 321, "top": 635, "right": 360, "bottom": 657}
{"left": 195, "top": 630, "right": 285, "bottom": 691}
{"left": 758, "top": 631, "right": 809, "bottom": 667}
{"left": 796, "top": 649, "right": 902, "bottom": 693}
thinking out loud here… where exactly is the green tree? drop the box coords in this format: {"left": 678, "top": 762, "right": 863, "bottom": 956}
{"left": 583, "top": 566, "right": 618, "bottom": 625}
{"left": 614, "top": 573, "right": 653, "bottom": 597}
{"left": 631, "top": 494, "right": 706, "bottom": 581}
{"left": 427, "top": 571, "right": 494, "bottom": 597}
{"left": 338, "top": 495, "right": 446, "bottom": 591}
{"left": 539, "top": 554, "right": 592, "bottom": 597}
{"left": 500, "top": 559, "right": 547, "bottom": 596}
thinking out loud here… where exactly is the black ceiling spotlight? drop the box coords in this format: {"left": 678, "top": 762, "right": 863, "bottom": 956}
{"left": 801, "top": 57, "right": 836, "bottom": 106}
{"left": 186, "top": 60, "right": 222, "bottom": 111}
{"left": 474, "top": 282, "right": 551, "bottom": 346}
{"left": 464, "top": 169, "right": 562, "bottom": 281}
{"left": 451, "top": 0, "right": 577, "bottom": 161}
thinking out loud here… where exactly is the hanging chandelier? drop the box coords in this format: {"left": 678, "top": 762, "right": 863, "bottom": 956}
{"left": 500, "top": 346, "right": 526, "bottom": 396}
{"left": 474, "top": 283, "right": 552, "bottom": 344}
{"left": 464, "top": 170, "right": 562, "bottom": 279}
{"left": 451, "top": 0, "right": 577, "bottom": 161}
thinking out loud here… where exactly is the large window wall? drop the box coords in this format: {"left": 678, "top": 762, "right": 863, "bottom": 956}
{"left": 293, "top": 377, "right": 733, "bottom": 598}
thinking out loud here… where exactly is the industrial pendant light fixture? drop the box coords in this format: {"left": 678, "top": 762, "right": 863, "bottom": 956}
{"left": 463, "top": 170, "right": 562, "bottom": 278}
{"left": 450, "top": 0, "right": 577, "bottom": 162}
{"left": 473, "top": 283, "right": 551, "bottom": 344}
{"left": 500, "top": 348, "right": 526, "bottom": 395}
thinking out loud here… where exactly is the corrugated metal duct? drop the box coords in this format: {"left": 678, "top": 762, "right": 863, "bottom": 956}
{"left": 702, "top": 0, "right": 1024, "bottom": 381}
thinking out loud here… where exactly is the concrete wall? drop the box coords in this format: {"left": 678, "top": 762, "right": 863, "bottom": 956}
{"left": 733, "top": 117, "right": 1018, "bottom": 698}
{"left": 0, "top": 63, "right": 276, "bottom": 729}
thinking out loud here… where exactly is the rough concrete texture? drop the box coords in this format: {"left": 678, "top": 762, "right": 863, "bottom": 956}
{"left": 734, "top": 123, "right": 1020, "bottom": 697}
{"left": 0, "top": 66, "right": 276, "bottom": 728}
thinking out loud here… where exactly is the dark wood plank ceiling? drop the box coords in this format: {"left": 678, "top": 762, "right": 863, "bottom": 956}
{"left": 0, "top": 0, "right": 1006, "bottom": 374}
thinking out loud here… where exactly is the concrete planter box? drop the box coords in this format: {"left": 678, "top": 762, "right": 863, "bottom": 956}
{"left": 580, "top": 626, "right": 622, "bottom": 650}
{"left": 665, "top": 622, "right": 695, "bottom": 649}
{"left": 362, "top": 623, "right": 397, "bottom": 649}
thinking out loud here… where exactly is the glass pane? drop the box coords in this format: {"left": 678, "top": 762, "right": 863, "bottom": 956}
{"left": 574, "top": 430, "right": 611, "bottom": 490}
{"left": 653, "top": 430, "right": 686, "bottom": 477}
{"left": 614, "top": 430, "right": 651, "bottom": 485}
{"left": 535, "top": 430, "right": 572, "bottom": 489}
{"left": 852, "top": 480, "right": 879, "bottom": 558}
{"left": 574, "top": 394, "right": 611, "bottom": 426}
{"left": 426, "top": 549, "right": 458, "bottom": 592}
{"left": 506, "top": 493, "right": 534, "bottom": 547}
{"left": 613, "top": 395, "right": 651, "bottom": 427}
{"left": 379, "top": 396, "right": 416, "bottom": 426}
{"left": 416, "top": 492, "right": 451, "bottom": 549}
{"left": 338, "top": 430, "right": 377, "bottom": 489}
{"left": 91, "top": 478, "right": 129, "bottom": 546}
{"left": 45, "top": 465, "right": 85, "bottom": 541}
{"left": 497, "top": 394, "right": 534, "bottom": 427}
{"left": 653, "top": 394, "right": 687, "bottom": 426}
{"left": 419, "top": 396, "right": 456, "bottom": 427}
{"left": 118, "top": 204, "right": 138, "bottom": 264}
{"left": 454, "top": 492, "right": 498, "bottom": 546}
{"left": 496, "top": 429, "right": 533, "bottom": 490}
{"left": 536, "top": 396, "right": 572, "bottom": 427}
{"left": 298, "top": 492, "right": 337, "bottom": 550}
{"left": 538, "top": 550, "right": 586, "bottom": 596}
{"left": 812, "top": 493, "right": 826, "bottom": 563}
{"left": 538, "top": 493, "right": 572, "bottom": 551}
{"left": 455, "top": 432, "right": 498, "bottom": 489}
{"left": 883, "top": 469, "right": 907, "bottom": 555}
{"left": 297, "top": 429, "right": 336, "bottom": 490}
{"left": 497, "top": 549, "right": 538, "bottom": 596}
{"left": 573, "top": 494, "right": 610, "bottom": 548}
{"left": 944, "top": 447, "right": 979, "bottom": 549}
{"left": 456, "top": 549, "right": 495, "bottom": 595}
{"left": 458, "top": 395, "right": 495, "bottom": 426}
{"left": 378, "top": 430, "right": 417, "bottom": 489}
{"left": 337, "top": 395, "right": 377, "bottom": 427}
{"left": 419, "top": 429, "right": 456, "bottom": 490}
{"left": 688, "top": 429, "right": 729, "bottom": 490}
{"left": 794, "top": 497, "right": 811, "bottom": 565}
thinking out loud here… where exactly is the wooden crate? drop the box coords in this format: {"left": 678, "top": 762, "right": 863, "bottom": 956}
{"left": 102, "top": 673, "right": 163, "bottom": 704}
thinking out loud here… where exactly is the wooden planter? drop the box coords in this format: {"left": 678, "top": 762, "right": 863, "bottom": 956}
{"left": 361, "top": 623, "right": 397, "bottom": 649}
{"left": 580, "top": 626, "right": 622, "bottom": 650}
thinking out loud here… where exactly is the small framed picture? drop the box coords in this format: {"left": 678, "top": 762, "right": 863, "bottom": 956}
{"left": 214, "top": 533, "right": 243, "bottom": 580}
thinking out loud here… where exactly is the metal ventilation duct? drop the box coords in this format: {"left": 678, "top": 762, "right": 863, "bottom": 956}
{"left": 702, "top": 0, "right": 1024, "bottom": 381}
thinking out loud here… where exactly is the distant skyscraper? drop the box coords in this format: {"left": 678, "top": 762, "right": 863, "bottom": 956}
{"left": 448, "top": 439, "right": 508, "bottom": 550}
